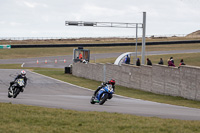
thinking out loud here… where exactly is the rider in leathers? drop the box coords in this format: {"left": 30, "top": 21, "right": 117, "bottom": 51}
{"left": 93, "top": 79, "right": 115, "bottom": 99}
{"left": 8, "top": 70, "right": 27, "bottom": 92}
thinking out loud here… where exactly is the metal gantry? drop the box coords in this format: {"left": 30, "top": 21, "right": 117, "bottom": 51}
{"left": 65, "top": 21, "right": 143, "bottom": 28}
{"left": 65, "top": 12, "right": 146, "bottom": 65}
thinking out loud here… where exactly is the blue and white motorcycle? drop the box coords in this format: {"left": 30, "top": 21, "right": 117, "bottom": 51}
{"left": 90, "top": 84, "right": 114, "bottom": 105}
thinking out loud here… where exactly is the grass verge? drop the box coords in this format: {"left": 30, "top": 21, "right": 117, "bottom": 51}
{"left": 1, "top": 102, "right": 200, "bottom": 133}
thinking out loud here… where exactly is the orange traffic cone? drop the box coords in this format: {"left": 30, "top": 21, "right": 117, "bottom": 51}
{"left": 64, "top": 59, "right": 66, "bottom": 63}
{"left": 37, "top": 60, "right": 39, "bottom": 64}
{"left": 55, "top": 59, "right": 57, "bottom": 63}
{"left": 45, "top": 60, "right": 47, "bottom": 64}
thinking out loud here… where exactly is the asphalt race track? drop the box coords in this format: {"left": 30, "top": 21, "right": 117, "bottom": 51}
{"left": 1, "top": 49, "right": 200, "bottom": 68}
{"left": 1, "top": 69, "right": 200, "bottom": 120}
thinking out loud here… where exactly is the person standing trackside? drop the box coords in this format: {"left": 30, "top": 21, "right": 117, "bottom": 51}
{"left": 125, "top": 55, "right": 130, "bottom": 64}
{"left": 136, "top": 58, "right": 140, "bottom": 66}
{"left": 78, "top": 52, "right": 83, "bottom": 62}
{"left": 79, "top": 53, "right": 83, "bottom": 59}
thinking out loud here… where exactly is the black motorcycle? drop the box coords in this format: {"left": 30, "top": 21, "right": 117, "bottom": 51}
{"left": 8, "top": 78, "right": 25, "bottom": 98}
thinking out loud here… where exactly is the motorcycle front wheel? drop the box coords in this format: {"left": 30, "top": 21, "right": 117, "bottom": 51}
{"left": 99, "top": 93, "right": 108, "bottom": 105}
{"left": 13, "top": 88, "right": 20, "bottom": 98}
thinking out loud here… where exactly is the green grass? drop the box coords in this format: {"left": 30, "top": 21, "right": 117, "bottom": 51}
{"left": 0, "top": 47, "right": 75, "bottom": 59}
{"left": 1, "top": 102, "right": 200, "bottom": 133}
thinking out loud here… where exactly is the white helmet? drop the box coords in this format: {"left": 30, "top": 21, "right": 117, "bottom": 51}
{"left": 21, "top": 70, "right": 26, "bottom": 77}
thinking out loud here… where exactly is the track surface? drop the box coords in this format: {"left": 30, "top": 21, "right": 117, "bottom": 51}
{"left": 1, "top": 69, "right": 200, "bottom": 120}
{"left": 0, "top": 49, "right": 200, "bottom": 68}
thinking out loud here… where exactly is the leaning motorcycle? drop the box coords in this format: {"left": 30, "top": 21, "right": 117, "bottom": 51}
{"left": 8, "top": 79, "right": 25, "bottom": 98}
{"left": 90, "top": 84, "right": 114, "bottom": 105}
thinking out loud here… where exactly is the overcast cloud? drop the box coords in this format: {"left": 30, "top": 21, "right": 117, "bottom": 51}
{"left": 0, "top": 0, "right": 199, "bottom": 37}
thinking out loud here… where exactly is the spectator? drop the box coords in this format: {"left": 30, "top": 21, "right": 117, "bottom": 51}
{"left": 158, "top": 58, "right": 164, "bottom": 65}
{"left": 79, "top": 53, "right": 83, "bottom": 59}
{"left": 136, "top": 58, "right": 140, "bottom": 66}
{"left": 168, "top": 59, "right": 175, "bottom": 67}
{"left": 170, "top": 57, "right": 174, "bottom": 64}
{"left": 179, "top": 59, "right": 186, "bottom": 66}
{"left": 147, "top": 58, "right": 152, "bottom": 66}
{"left": 125, "top": 55, "right": 130, "bottom": 64}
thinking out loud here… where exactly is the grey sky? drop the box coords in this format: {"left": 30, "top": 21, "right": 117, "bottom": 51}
{"left": 0, "top": 0, "right": 199, "bottom": 37}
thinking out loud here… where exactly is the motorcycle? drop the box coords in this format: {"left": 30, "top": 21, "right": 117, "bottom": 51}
{"left": 8, "top": 78, "right": 25, "bottom": 98}
{"left": 90, "top": 84, "right": 114, "bottom": 105}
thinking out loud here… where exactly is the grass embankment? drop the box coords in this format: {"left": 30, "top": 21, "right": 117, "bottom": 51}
{"left": 1, "top": 102, "right": 200, "bottom": 133}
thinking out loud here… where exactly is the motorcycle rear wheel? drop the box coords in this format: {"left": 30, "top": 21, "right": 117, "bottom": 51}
{"left": 8, "top": 91, "right": 12, "bottom": 98}
{"left": 90, "top": 96, "right": 95, "bottom": 104}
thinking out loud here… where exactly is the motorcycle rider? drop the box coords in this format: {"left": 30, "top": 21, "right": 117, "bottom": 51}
{"left": 8, "top": 70, "right": 27, "bottom": 92}
{"left": 93, "top": 79, "right": 115, "bottom": 99}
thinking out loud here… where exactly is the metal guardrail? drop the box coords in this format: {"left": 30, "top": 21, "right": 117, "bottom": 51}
{"left": 10, "top": 40, "right": 200, "bottom": 48}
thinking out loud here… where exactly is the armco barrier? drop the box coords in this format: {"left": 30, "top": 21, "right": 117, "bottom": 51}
{"left": 0, "top": 45, "right": 11, "bottom": 49}
{"left": 72, "top": 62, "right": 200, "bottom": 101}
{"left": 10, "top": 40, "right": 200, "bottom": 48}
